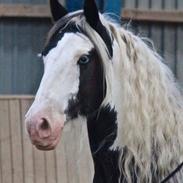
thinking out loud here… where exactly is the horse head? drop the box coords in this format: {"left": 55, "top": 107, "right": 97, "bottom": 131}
{"left": 25, "top": 0, "right": 113, "bottom": 151}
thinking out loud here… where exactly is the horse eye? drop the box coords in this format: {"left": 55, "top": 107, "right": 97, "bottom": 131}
{"left": 78, "top": 55, "right": 90, "bottom": 65}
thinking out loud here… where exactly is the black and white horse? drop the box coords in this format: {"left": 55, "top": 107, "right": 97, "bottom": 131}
{"left": 25, "top": 0, "right": 183, "bottom": 182}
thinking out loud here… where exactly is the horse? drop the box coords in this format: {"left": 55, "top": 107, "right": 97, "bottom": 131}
{"left": 25, "top": 0, "right": 183, "bottom": 182}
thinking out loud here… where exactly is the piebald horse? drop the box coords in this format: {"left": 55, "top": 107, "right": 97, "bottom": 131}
{"left": 25, "top": 0, "right": 183, "bottom": 182}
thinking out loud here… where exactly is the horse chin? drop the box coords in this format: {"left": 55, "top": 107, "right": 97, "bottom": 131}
{"left": 31, "top": 127, "right": 62, "bottom": 151}
{"left": 33, "top": 136, "right": 61, "bottom": 151}
{"left": 35, "top": 144, "right": 56, "bottom": 151}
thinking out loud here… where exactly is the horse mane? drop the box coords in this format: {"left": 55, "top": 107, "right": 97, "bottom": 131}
{"left": 113, "top": 27, "right": 183, "bottom": 182}
{"left": 78, "top": 15, "right": 183, "bottom": 182}
{"left": 48, "top": 12, "right": 183, "bottom": 182}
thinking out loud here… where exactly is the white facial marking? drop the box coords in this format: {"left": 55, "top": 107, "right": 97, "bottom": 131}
{"left": 27, "top": 33, "right": 94, "bottom": 121}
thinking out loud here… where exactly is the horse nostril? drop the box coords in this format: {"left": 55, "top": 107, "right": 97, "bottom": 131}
{"left": 40, "top": 118, "right": 50, "bottom": 130}
{"left": 37, "top": 118, "right": 51, "bottom": 139}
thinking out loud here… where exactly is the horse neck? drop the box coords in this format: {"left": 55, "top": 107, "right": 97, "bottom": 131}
{"left": 85, "top": 39, "right": 125, "bottom": 182}
{"left": 86, "top": 106, "right": 120, "bottom": 183}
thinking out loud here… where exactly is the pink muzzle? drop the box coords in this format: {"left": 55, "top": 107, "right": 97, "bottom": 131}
{"left": 25, "top": 107, "right": 65, "bottom": 151}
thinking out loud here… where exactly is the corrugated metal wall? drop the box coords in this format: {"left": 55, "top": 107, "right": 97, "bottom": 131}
{"left": 0, "top": 18, "right": 50, "bottom": 94}
{"left": 123, "top": 0, "right": 183, "bottom": 87}
{"left": 0, "top": 0, "right": 67, "bottom": 94}
{"left": 0, "top": 0, "right": 182, "bottom": 95}
{"left": 0, "top": 0, "right": 51, "bottom": 94}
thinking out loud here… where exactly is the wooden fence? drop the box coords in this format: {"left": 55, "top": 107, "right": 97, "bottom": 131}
{"left": 0, "top": 95, "right": 94, "bottom": 183}
{"left": 0, "top": 4, "right": 183, "bottom": 23}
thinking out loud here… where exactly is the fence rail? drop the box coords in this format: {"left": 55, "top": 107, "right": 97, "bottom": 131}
{"left": 0, "top": 4, "right": 50, "bottom": 18}
{"left": 0, "top": 4, "right": 183, "bottom": 23}
{"left": 0, "top": 95, "right": 93, "bottom": 183}
{"left": 122, "top": 8, "right": 183, "bottom": 23}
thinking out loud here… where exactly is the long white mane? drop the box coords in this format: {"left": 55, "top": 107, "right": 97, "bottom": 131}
{"left": 74, "top": 13, "right": 183, "bottom": 182}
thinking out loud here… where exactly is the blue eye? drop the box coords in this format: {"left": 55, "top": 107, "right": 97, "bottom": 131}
{"left": 78, "top": 55, "right": 90, "bottom": 65}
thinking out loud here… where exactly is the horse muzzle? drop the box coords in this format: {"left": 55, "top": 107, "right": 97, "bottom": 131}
{"left": 25, "top": 107, "right": 65, "bottom": 151}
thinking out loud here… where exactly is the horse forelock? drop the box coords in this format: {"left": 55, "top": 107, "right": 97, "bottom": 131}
{"left": 42, "top": 11, "right": 84, "bottom": 56}
{"left": 42, "top": 11, "right": 113, "bottom": 60}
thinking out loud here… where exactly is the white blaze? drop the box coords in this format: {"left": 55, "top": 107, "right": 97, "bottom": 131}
{"left": 26, "top": 33, "right": 93, "bottom": 121}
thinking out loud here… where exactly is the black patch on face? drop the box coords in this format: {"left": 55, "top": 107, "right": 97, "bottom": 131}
{"left": 78, "top": 48, "right": 104, "bottom": 115}
{"left": 66, "top": 48, "right": 105, "bottom": 119}
{"left": 66, "top": 96, "right": 80, "bottom": 120}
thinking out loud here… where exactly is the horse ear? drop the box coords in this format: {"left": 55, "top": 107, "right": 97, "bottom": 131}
{"left": 83, "top": 0, "right": 113, "bottom": 58}
{"left": 83, "top": 0, "right": 100, "bottom": 29}
{"left": 50, "top": 0, "right": 68, "bottom": 21}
